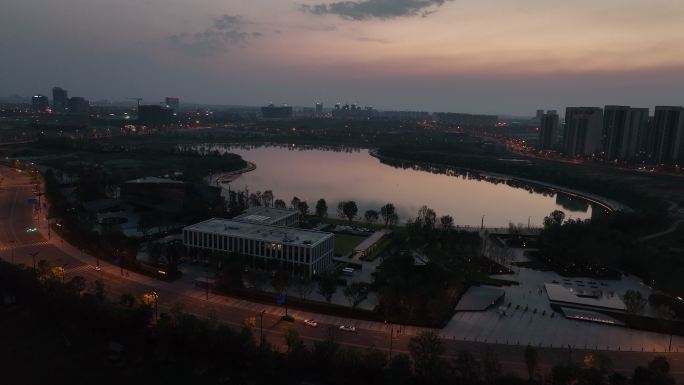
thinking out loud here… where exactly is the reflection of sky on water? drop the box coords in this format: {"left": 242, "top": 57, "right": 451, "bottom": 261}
{"left": 206, "top": 145, "right": 594, "bottom": 227}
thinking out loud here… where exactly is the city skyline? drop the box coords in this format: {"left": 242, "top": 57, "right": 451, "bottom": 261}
{"left": 2, "top": 0, "right": 684, "bottom": 115}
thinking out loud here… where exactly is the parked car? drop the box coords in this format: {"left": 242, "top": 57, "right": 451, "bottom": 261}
{"left": 339, "top": 325, "right": 356, "bottom": 332}
{"left": 281, "top": 314, "right": 295, "bottom": 322}
{"left": 304, "top": 319, "right": 318, "bottom": 327}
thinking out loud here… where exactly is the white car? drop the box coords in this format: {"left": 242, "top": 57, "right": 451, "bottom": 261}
{"left": 304, "top": 319, "right": 318, "bottom": 327}
{"left": 338, "top": 325, "right": 356, "bottom": 332}
{"left": 93, "top": 265, "right": 102, "bottom": 272}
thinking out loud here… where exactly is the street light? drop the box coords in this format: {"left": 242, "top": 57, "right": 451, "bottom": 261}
{"left": 481, "top": 215, "right": 485, "bottom": 230}
{"left": 259, "top": 309, "right": 265, "bottom": 347}
{"left": 29, "top": 251, "right": 39, "bottom": 271}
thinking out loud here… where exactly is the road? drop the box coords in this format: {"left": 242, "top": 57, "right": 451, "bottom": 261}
{"left": 1, "top": 165, "right": 682, "bottom": 381}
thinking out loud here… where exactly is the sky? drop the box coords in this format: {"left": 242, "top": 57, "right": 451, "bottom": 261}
{"left": 1, "top": 0, "right": 684, "bottom": 115}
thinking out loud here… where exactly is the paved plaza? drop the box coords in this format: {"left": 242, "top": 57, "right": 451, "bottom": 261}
{"left": 444, "top": 248, "right": 684, "bottom": 352}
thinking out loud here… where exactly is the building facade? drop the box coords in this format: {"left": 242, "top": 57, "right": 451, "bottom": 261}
{"left": 138, "top": 105, "right": 174, "bottom": 127}
{"left": 165, "top": 97, "right": 180, "bottom": 114}
{"left": 183, "top": 219, "right": 334, "bottom": 278}
{"left": 235, "top": 206, "right": 300, "bottom": 227}
{"left": 538, "top": 111, "right": 560, "bottom": 150}
{"left": 651, "top": 106, "right": 684, "bottom": 165}
{"left": 67, "top": 96, "right": 90, "bottom": 115}
{"left": 32, "top": 94, "right": 49, "bottom": 112}
{"left": 52, "top": 87, "right": 68, "bottom": 112}
{"left": 563, "top": 107, "right": 603, "bottom": 157}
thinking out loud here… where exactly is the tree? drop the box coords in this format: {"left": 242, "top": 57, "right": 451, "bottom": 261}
{"left": 408, "top": 331, "right": 446, "bottom": 381}
{"left": 271, "top": 269, "right": 290, "bottom": 293}
{"left": 338, "top": 201, "right": 358, "bottom": 224}
{"left": 290, "top": 196, "right": 301, "bottom": 210}
{"left": 261, "top": 190, "right": 274, "bottom": 207}
{"left": 524, "top": 345, "right": 539, "bottom": 382}
{"left": 384, "top": 354, "right": 413, "bottom": 385}
{"left": 274, "top": 199, "right": 287, "bottom": 209}
{"left": 67, "top": 276, "right": 87, "bottom": 294}
{"left": 453, "top": 351, "right": 481, "bottom": 384}
{"left": 364, "top": 209, "right": 379, "bottom": 225}
{"left": 439, "top": 215, "right": 454, "bottom": 231}
{"left": 282, "top": 325, "right": 302, "bottom": 354}
{"left": 317, "top": 274, "right": 337, "bottom": 303}
{"left": 343, "top": 282, "right": 368, "bottom": 308}
{"left": 120, "top": 292, "right": 137, "bottom": 308}
{"left": 293, "top": 277, "right": 313, "bottom": 300}
{"left": 297, "top": 201, "right": 309, "bottom": 216}
{"left": 481, "top": 347, "right": 501, "bottom": 384}
{"left": 543, "top": 210, "right": 566, "bottom": 228}
{"left": 417, "top": 205, "right": 437, "bottom": 231}
{"left": 94, "top": 279, "right": 106, "bottom": 302}
{"left": 315, "top": 198, "right": 328, "bottom": 219}
{"left": 623, "top": 290, "right": 647, "bottom": 314}
{"left": 380, "top": 203, "right": 397, "bottom": 226}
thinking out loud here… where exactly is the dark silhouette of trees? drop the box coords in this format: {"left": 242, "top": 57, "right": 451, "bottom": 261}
{"left": 337, "top": 201, "right": 358, "bottom": 224}
{"left": 380, "top": 203, "right": 398, "bottom": 226}
{"left": 315, "top": 198, "right": 328, "bottom": 219}
{"left": 317, "top": 273, "right": 337, "bottom": 303}
{"left": 408, "top": 331, "right": 447, "bottom": 384}
{"left": 439, "top": 215, "right": 454, "bottom": 231}
{"left": 364, "top": 209, "right": 379, "bottom": 225}
{"left": 343, "top": 282, "right": 368, "bottom": 308}
{"left": 525, "top": 345, "right": 539, "bottom": 382}
{"left": 274, "top": 199, "right": 287, "bottom": 209}
{"left": 298, "top": 200, "right": 309, "bottom": 216}
{"left": 623, "top": 290, "right": 647, "bottom": 314}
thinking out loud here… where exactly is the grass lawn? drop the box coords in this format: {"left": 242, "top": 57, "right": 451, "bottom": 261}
{"left": 334, "top": 233, "right": 366, "bottom": 256}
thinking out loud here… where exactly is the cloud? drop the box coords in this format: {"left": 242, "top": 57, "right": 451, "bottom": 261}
{"left": 300, "top": 0, "right": 453, "bottom": 21}
{"left": 168, "top": 14, "right": 260, "bottom": 56}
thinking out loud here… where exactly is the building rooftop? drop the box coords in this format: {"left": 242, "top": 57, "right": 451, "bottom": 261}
{"left": 124, "top": 176, "right": 183, "bottom": 184}
{"left": 184, "top": 219, "right": 331, "bottom": 246}
{"left": 544, "top": 283, "right": 626, "bottom": 311}
{"left": 234, "top": 206, "right": 299, "bottom": 225}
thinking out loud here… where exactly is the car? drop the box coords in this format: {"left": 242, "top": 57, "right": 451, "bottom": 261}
{"left": 304, "top": 319, "right": 318, "bottom": 327}
{"left": 281, "top": 314, "right": 295, "bottom": 322}
{"left": 93, "top": 265, "right": 102, "bottom": 272}
{"left": 338, "top": 325, "right": 356, "bottom": 332}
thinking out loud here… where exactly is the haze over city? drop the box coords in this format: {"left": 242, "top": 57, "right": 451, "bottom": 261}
{"left": 3, "top": 0, "right": 684, "bottom": 114}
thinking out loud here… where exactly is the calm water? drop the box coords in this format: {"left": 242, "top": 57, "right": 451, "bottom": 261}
{"left": 203, "top": 145, "right": 594, "bottom": 227}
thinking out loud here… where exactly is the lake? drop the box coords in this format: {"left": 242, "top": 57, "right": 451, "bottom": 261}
{"left": 203, "top": 144, "right": 596, "bottom": 227}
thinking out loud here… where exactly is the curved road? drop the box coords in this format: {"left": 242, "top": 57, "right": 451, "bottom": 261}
{"left": 1, "top": 165, "right": 682, "bottom": 381}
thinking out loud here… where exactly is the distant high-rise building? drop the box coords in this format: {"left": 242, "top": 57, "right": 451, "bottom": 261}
{"left": 315, "top": 102, "right": 323, "bottom": 116}
{"left": 165, "top": 97, "right": 180, "bottom": 114}
{"left": 535, "top": 109, "right": 544, "bottom": 124}
{"left": 31, "top": 94, "right": 49, "bottom": 112}
{"left": 52, "top": 87, "right": 68, "bottom": 112}
{"left": 67, "top": 97, "right": 90, "bottom": 115}
{"left": 138, "top": 105, "right": 174, "bottom": 127}
{"left": 627, "top": 108, "right": 650, "bottom": 160}
{"left": 261, "top": 103, "right": 293, "bottom": 119}
{"left": 651, "top": 106, "right": 684, "bottom": 164}
{"left": 603, "top": 106, "right": 631, "bottom": 161}
{"left": 562, "top": 107, "right": 603, "bottom": 157}
{"left": 538, "top": 111, "right": 559, "bottom": 150}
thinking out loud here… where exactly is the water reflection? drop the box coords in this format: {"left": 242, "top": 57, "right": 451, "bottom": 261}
{"left": 187, "top": 144, "right": 595, "bottom": 227}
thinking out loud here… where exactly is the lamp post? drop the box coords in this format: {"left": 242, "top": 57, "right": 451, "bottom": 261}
{"left": 205, "top": 261, "right": 210, "bottom": 301}
{"left": 259, "top": 309, "right": 265, "bottom": 347}
{"left": 389, "top": 325, "right": 394, "bottom": 358}
{"left": 29, "top": 251, "right": 39, "bottom": 271}
{"left": 153, "top": 290, "right": 159, "bottom": 322}
{"left": 481, "top": 215, "right": 485, "bottom": 230}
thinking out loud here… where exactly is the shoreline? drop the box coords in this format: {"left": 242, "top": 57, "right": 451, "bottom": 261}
{"left": 213, "top": 161, "right": 256, "bottom": 185}
{"left": 368, "top": 149, "right": 630, "bottom": 213}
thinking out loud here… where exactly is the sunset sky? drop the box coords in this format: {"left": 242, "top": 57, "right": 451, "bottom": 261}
{"left": 2, "top": 0, "right": 684, "bottom": 114}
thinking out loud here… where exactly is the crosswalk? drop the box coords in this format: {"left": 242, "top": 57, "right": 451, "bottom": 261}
{"left": 0, "top": 240, "right": 49, "bottom": 251}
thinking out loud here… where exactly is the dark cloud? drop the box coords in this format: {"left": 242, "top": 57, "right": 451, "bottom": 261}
{"left": 168, "top": 14, "right": 260, "bottom": 56}
{"left": 300, "top": 0, "right": 453, "bottom": 20}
